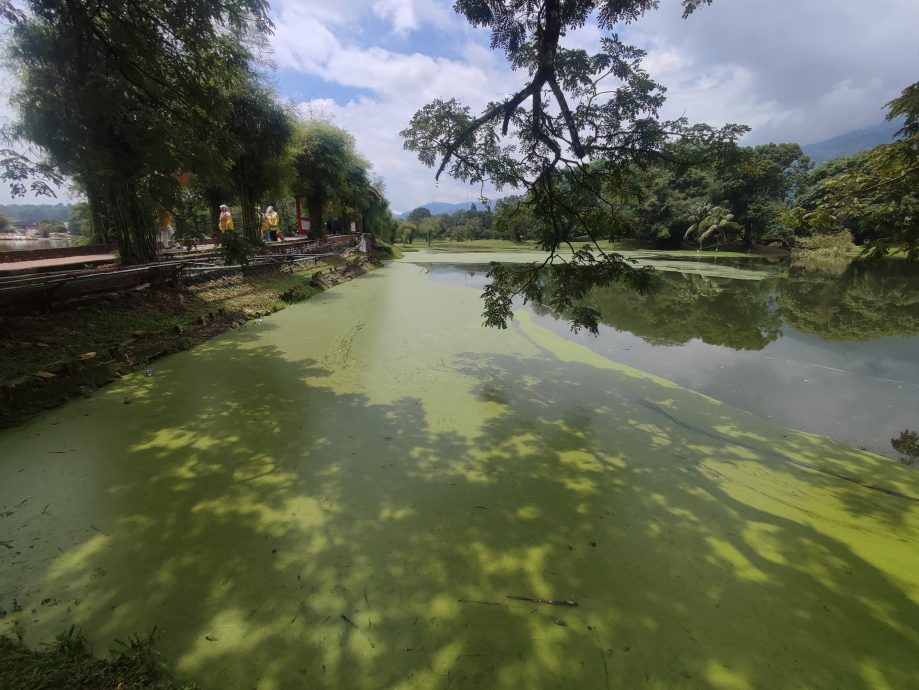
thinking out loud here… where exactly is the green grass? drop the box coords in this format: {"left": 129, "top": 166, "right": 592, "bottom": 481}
{"left": 0, "top": 627, "right": 197, "bottom": 690}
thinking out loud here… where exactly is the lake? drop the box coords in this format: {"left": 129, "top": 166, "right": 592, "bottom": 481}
{"left": 0, "top": 238, "right": 76, "bottom": 251}
{"left": 1, "top": 253, "right": 917, "bottom": 689}
{"left": 418, "top": 251, "right": 919, "bottom": 458}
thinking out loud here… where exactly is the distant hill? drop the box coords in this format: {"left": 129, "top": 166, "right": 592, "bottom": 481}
{"left": 802, "top": 119, "right": 902, "bottom": 164}
{"left": 0, "top": 203, "right": 73, "bottom": 224}
{"left": 396, "top": 200, "right": 493, "bottom": 220}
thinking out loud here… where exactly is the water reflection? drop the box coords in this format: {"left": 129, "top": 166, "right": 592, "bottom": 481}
{"left": 780, "top": 262, "right": 919, "bottom": 341}
{"left": 423, "top": 258, "right": 919, "bottom": 457}
{"left": 0, "top": 238, "right": 76, "bottom": 251}
{"left": 578, "top": 271, "right": 782, "bottom": 350}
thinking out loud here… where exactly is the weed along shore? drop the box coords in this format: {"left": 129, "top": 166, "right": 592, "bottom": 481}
{"left": 0, "top": 252, "right": 377, "bottom": 429}
{"left": 1, "top": 255, "right": 918, "bottom": 689}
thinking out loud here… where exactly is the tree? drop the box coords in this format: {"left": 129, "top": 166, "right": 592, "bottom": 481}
{"left": 224, "top": 81, "right": 294, "bottom": 242}
{"left": 402, "top": 0, "right": 745, "bottom": 332}
{"left": 683, "top": 204, "right": 741, "bottom": 249}
{"left": 492, "top": 195, "right": 538, "bottom": 242}
{"left": 398, "top": 220, "right": 416, "bottom": 244}
{"left": 408, "top": 206, "right": 432, "bottom": 222}
{"left": 292, "top": 121, "right": 355, "bottom": 237}
{"left": 38, "top": 219, "right": 65, "bottom": 236}
{"left": 714, "top": 143, "right": 809, "bottom": 247}
{"left": 9, "top": 0, "right": 271, "bottom": 263}
{"left": 418, "top": 215, "right": 443, "bottom": 245}
{"left": 68, "top": 202, "right": 93, "bottom": 238}
{"left": 365, "top": 178, "right": 397, "bottom": 241}
{"left": 808, "top": 82, "right": 919, "bottom": 260}
{"left": 335, "top": 156, "right": 378, "bottom": 235}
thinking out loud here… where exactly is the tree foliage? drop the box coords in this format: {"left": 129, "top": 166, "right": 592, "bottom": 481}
{"left": 7, "top": 1, "right": 396, "bottom": 261}
{"left": 224, "top": 80, "right": 295, "bottom": 242}
{"left": 408, "top": 207, "right": 432, "bottom": 222}
{"left": 402, "top": 0, "right": 746, "bottom": 331}
{"left": 292, "top": 121, "right": 355, "bottom": 237}
{"left": 8, "top": 0, "right": 271, "bottom": 262}
{"left": 805, "top": 82, "right": 919, "bottom": 260}
{"left": 714, "top": 143, "right": 810, "bottom": 248}
{"left": 683, "top": 204, "right": 741, "bottom": 249}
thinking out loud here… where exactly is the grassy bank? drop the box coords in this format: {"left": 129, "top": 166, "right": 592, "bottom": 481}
{"left": 0, "top": 627, "right": 196, "bottom": 690}
{"left": 0, "top": 257, "right": 372, "bottom": 427}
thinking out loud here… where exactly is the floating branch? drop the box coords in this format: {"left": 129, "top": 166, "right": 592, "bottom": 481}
{"left": 506, "top": 595, "right": 578, "bottom": 606}
{"left": 458, "top": 599, "right": 505, "bottom": 606}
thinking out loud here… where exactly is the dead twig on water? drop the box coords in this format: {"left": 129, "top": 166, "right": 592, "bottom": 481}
{"left": 340, "top": 614, "right": 376, "bottom": 648}
{"left": 458, "top": 599, "right": 505, "bottom": 606}
{"left": 506, "top": 595, "right": 578, "bottom": 607}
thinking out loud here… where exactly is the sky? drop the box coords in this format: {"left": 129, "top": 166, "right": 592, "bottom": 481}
{"left": 3, "top": 0, "right": 919, "bottom": 212}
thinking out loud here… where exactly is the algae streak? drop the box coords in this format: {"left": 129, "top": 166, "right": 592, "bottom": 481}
{"left": 1, "top": 261, "right": 917, "bottom": 690}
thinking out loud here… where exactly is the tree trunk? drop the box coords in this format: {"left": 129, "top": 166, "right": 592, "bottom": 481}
{"left": 743, "top": 225, "right": 755, "bottom": 249}
{"left": 108, "top": 181, "right": 156, "bottom": 264}
{"left": 205, "top": 189, "right": 223, "bottom": 237}
{"left": 307, "top": 196, "right": 325, "bottom": 238}
{"left": 85, "top": 183, "right": 112, "bottom": 244}
{"left": 238, "top": 184, "right": 260, "bottom": 243}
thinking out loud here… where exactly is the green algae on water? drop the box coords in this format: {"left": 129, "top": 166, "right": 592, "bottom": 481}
{"left": 1, "top": 261, "right": 918, "bottom": 689}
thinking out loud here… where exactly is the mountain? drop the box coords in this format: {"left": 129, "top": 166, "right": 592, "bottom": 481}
{"left": 802, "top": 119, "right": 902, "bottom": 164}
{"left": 396, "top": 200, "right": 492, "bottom": 219}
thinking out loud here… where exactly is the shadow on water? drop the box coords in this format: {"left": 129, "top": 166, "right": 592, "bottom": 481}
{"left": 3, "top": 315, "right": 918, "bottom": 689}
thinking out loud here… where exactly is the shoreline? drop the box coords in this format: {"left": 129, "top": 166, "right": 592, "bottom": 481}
{"left": 0, "top": 255, "right": 375, "bottom": 429}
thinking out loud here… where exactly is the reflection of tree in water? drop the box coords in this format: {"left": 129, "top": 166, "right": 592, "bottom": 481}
{"left": 780, "top": 261, "right": 919, "bottom": 341}
{"left": 537, "top": 270, "right": 783, "bottom": 351}
{"left": 536, "top": 259, "right": 919, "bottom": 349}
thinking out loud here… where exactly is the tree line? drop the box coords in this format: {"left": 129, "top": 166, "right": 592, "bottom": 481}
{"left": 400, "top": 0, "right": 917, "bottom": 332}
{"left": 404, "top": 83, "right": 916, "bottom": 258}
{"left": 3, "top": 0, "right": 397, "bottom": 263}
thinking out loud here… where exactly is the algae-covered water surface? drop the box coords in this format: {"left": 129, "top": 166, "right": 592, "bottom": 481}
{"left": 1, "top": 257, "right": 918, "bottom": 689}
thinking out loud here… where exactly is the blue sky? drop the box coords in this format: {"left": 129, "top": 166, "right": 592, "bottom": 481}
{"left": 3, "top": 0, "right": 919, "bottom": 211}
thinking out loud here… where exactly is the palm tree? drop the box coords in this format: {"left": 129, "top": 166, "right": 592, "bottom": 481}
{"left": 684, "top": 204, "right": 743, "bottom": 250}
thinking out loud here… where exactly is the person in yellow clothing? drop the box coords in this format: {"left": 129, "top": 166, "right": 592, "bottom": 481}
{"left": 218, "top": 204, "right": 234, "bottom": 233}
{"left": 259, "top": 207, "right": 271, "bottom": 242}
{"left": 265, "top": 206, "right": 281, "bottom": 241}
{"left": 157, "top": 209, "right": 177, "bottom": 251}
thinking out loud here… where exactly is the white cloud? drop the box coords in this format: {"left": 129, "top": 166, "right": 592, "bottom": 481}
{"left": 273, "top": 13, "right": 340, "bottom": 72}
{"left": 272, "top": 0, "right": 522, "bottom": 212}
{"left": 372, "top": 0, "right": 418, "bottom": 33}
{"left": 631, "top": 0, "right": 919, "bottom": 144}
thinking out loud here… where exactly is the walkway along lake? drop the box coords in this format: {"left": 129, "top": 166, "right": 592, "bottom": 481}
{"left": 1, "top": 255, "right": 918, "bottom": 689}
